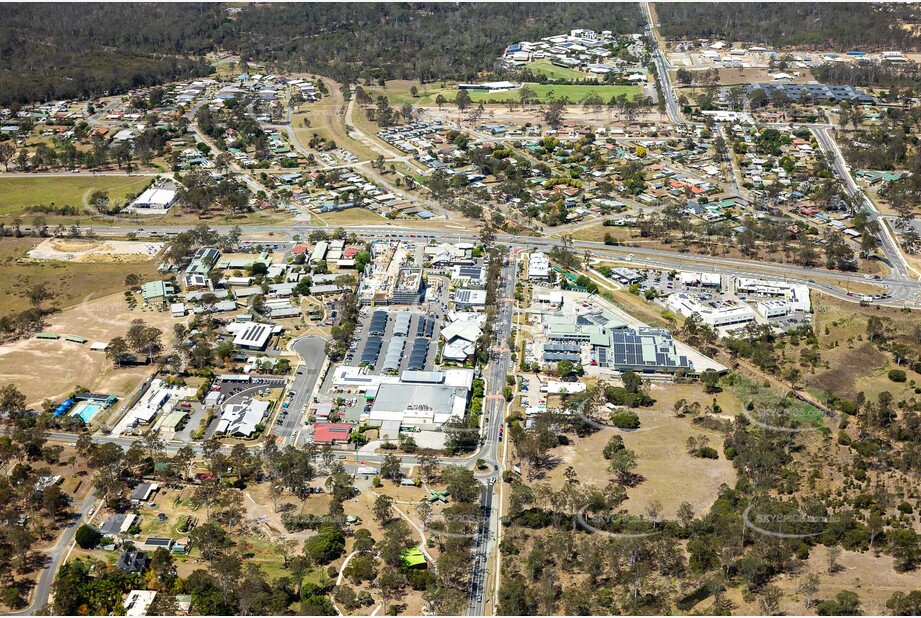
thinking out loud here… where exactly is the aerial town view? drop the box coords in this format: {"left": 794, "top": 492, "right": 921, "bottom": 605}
{"left": 4, "top": 2, "right": 921, "bottom": 616}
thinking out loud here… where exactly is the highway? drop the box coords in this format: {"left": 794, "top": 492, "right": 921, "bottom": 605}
{"left": 642, "top": 1, "right": 683, "bottom": 125}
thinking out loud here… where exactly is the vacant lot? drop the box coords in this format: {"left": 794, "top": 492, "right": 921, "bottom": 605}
{"left": 541, "top": 382, "right": 740, "bottom": 518}
{"left": 317, "top": 208, "right": 389, "bottom": 226}
{"left": 0, "top": 175, "right": 152, "bottom": 217}
{"left": 808, "top": 293, "right": 921, "bottom": 402}
{"left": 0, "top": 238, "right": 161, "bottom": 316}
{"left": 0, "top": 291, "right": 178, "bottom": 406}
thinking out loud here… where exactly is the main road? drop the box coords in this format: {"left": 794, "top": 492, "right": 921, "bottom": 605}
{"left": 467, "top": 248, "right": 516, "bottom": 616}
{"left": 812, "top": 125, "right": 916, "bottom": 281}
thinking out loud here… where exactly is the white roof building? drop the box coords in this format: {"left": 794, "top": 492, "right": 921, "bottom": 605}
{"left": 529, "top": 251, "right": 551, "bottom": 280}
{"left": 216, "top": 399, "right": 270, "bottom": 437}
{"left": 130, "top": 186, "right": 177, "bottom": 212}
{"left": 124, "top": 590, "right": 157, "bottom": 616}
{"left": 667, "top": 293, "right": 756, "bottom": 327}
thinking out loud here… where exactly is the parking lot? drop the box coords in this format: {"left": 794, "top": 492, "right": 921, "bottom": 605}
{"left": 345, "top": 308, "right": 441, "bottom": 374}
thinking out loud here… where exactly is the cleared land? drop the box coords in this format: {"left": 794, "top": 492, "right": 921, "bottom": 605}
{"left": 0, "top": 238, "right": 161, "bottom": 316}
{"left": 540, "top": 381, "right": 740, "bottom": 518}
{"left": 316, "top": 208, "right": 390, "bottom": 226}
{"left": 808, "top": 292, "right": 921, "bottom": 402}
{"left": 0, "top": 175, "right": 152, "bottom": 217}
{"left": 0, "top": 292, "right": 179, "bottom": 406}
{"left": 27, "top": 238, "right": 164, "bottom": 263}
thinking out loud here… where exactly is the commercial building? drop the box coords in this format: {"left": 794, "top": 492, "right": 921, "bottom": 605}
{"left": 440, "top": 319, "right": 483, "bottom": 363}
{"left": 667, "top": 293, "right": 757, "bottom": 327}
{"left": 232, "top": 322, "right": 275, "bottom": 351}
{"left": 313, "top": 422, "right": 352, "bottom": 445}
{"left": 541, "top": 311, "right": 692, "bottom": 373}
{"left": 734, "top": 277, "right": 811, "bottom": 312}
{"left": 141, "top": 281, "right": 175, "bottom": 304}
{"left": 528, "top": 252, "right": 551, "bottom": 280}
{"left": 216, "top": 399, "right": 270, "bottom": 437}
{"left": 453, "top": 288, "right": 487, "bottom": 309}
{"left": 391, "top": 267, "right": 424, "bottom": 305}
{"left": 129, "top": 184, "right": 178, "bottom": 213}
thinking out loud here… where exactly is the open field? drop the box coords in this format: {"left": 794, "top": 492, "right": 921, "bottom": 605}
{"left": 540, "top": 381, "right": 740, "bottom": 518}
{"left": 0, "top": 291, "right": 179, "bottom": 406}
{"left": 807, "top": 292, "right": 921, "bottom": 401}
{"left": 0, "top": 175, "right": 152, "bottom": 217}
{"left": 316, "top": 208, "right": 390, "bottom": 226}
{"left": 368, "top": 81, "right": 643, "bottom": 106}
{"left": 0, "top": 238, "right": 161, "bottom": 316}
{"left": 523, "top": 59, "right": 589, "bottom": 81}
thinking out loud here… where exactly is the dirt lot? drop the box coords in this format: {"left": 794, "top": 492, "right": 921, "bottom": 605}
{"left": 0, "top": 237, "right": 162, "bottom": 316}
{"left": 0, "top": 292, "right": 180, "bottom": 406}
{"left": 27, "top": 238, "right": 164, "bottom": 263}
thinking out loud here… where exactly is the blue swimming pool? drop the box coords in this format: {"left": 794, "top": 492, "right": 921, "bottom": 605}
{"left": 71, "top": 402, "right": 102, "bottom": 423}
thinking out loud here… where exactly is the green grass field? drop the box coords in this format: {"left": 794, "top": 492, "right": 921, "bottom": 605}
{"left": 0, "top": 176, "right": 152, "bottom": 217}
{"left": 368, "top": 81, "right": 643, "bottom": 107}
{"left": 524, "top": 60, "right": 590, "bottom": 81}
{"left": 464, "top": 83, "right": 642, "bottom": 103}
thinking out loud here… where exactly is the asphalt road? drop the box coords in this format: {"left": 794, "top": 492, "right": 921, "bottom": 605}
{"left": 13, "top": 490, "right": 98, "bottom": 616}
{"left": 278, "top": 336, "right": 327, "bottom": 446}
{"left": 467, "top": 249, "right": 517, "bottom": 616}
{"left": 812, "top": 126, "right": 914, "bottom": 281}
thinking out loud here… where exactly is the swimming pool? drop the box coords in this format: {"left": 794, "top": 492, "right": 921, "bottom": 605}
{"left": 71, "top": 402, "right": 102, "bottom": 424}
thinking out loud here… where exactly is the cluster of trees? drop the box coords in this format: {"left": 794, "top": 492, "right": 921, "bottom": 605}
{"left": 0, "top": 385, "right": 75, "bottom": 609}
{"left": 0, "top": 3, "right": 213, "bottom": 105}
{"left": 175, "top": 170, "right": 252, "bottom": 219}
{"left": 0, "top": 4, "right": 647, "bottom": 105}
{"left": 106, "top": 319, "right": 163, "bottom": 367}
{"left": 657, "top": 3, "right": 921, "bottom": 50}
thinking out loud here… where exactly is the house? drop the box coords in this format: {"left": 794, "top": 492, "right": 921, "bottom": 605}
{"left": 116, "top": 550, "right": 148, "bottom": 574}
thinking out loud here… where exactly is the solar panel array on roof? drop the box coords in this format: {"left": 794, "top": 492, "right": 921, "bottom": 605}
{"left": 360, "top": 336, "right": 383, "bottom": 366}
{"left": 608, "top": 330, "right": 688, "bottom": 369}
{"left": 544, "top": 343, "right": 581, "bottom": 353}
{"left": 407, "top": 338, "right": 430, "bottom": 370}
{"left": 241, "top": 324, "right": 268, "bottom": 343}
{"left": 382, "top": 337, "right": 406, "bottom": 372}
{"left": 369, "top": 311, "right": 389, "bottom": 336}
{"left": 458, "top": 265, "right": 483, "bottom": 280}
{"left": 545, "top": 352, "right": 581, "bottom": 361}
{"left": 393, "top": 312, "right": 412, "bottom": 337}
